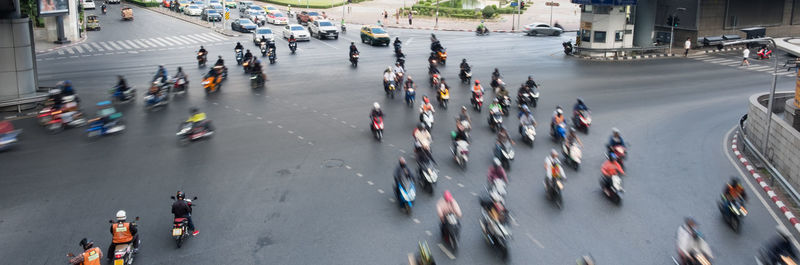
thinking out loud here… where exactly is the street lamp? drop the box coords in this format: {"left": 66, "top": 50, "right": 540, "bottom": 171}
{"left": 723, "top": 37, "right": 780, "bottom": 153}
{"left": 668, "top": 7, "right": 686, "bottom": 55}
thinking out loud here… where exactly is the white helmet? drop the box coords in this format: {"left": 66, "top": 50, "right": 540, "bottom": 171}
{"left": 556, "top": 108, "right": 563, "bottom": 114}
{"left": 373, "top": 102, "right": 380, "bottom": 109}
{"left": 116, "top": 210, "right": 127, "bottom": 221}
{"left": 612, "top": 127, "right": 620, "bottom": 134}
{"left": 550, "top": 149, "right": 558, "bottom": 157}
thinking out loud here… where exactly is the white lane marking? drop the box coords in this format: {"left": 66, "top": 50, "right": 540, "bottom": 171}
{"left": 202, "top": 32, "right": 227, "bottom": 41}
{"left": 141, "top": 39, "right": 159, "bottom": 47}
{"left": 367, "top": 181, "right": 374, "bottom": 185}
{"left": 724, "top": 127, "right": 800, "bottom": 243}
{"left": 183, "top": 34, "right": 205, "bottom": 43}
{"left": 132, "top": 39, "right": 148, "bottom": 48}
{"left": 125, "top": 40, "right": 140, "bottom": 49}
{"left": 99, "top": 41, "right": 114, "bottom": 50}
{"left": 406, "top": 37, "right": 413, "bottom": 45}
{"left": 412, "top": 218, "right": 421, "bottom": 224}
{"left": 345, "top": 165, "right": 352, "bottom": 169}
{"left": 257, "top": 117, "right": 263, "bottom": 120}
{"left": 704, "top": 58, "right": 728, "bottom": 63}
{"left": 151, "top": 37, "right": 170, "bottom": 46}
{"left": 437, "top": 243, "right": 456, "bottom": 259}
{"left": 316, "top": 39, "right": 339, "bottom": 50}
{"left": 191, "top": 33, "right": 214, "bottom": 42}
{"left": 128, "top": 51, "right": 138, "bottom": 54}
{"left": 457, "top": 183, "right": 464, "bottom": 188}
{"left": 65, "top": 48, "right": 75, "bottom": 54}
{"left": 297, "top": 136, "right": 304, "bottom": 140}
{"left": 356, "top": 173, "right": 363, "bottom": 177}
{"left": 81, "top": 44, "right": 94, "bottom": 52}
{"left": 471, "top": 192, "right": 478, "bottom": 196}
{"left": 57, "top": 49, "right": 65, "bottom": 55}
{"left": 277, "top": 125, "right": 283, "bottom": 128}
{"left": 350, "top": 125, "right": 357, "bottom": 128}
{"left": 160, "top": 37, "right": 181, "bottom": 45}
{"left": 287, "top": 130, "right": 294, "bottom": 134}
{"left": 526, "top": 233, "right": 545, "bottom": 249}
{"left": 377, "top": 189, "right": 384, "bottom": 194}
{"left": 165, "top": 36, "right": 189, "bottom": 45}
{"left": 425, "top": 230, "right": 432, "bottom": 236}
{"left": 115, "top": 40, "right": 132, "bottom": 49}
{"left": 174, "top": 35, "right": 197, "bottom": 44}
{"left": 389, "top": 198, "right": 396, "bottom": 202}
{"left": 749, "top": 65, "right": 770, "bottom": 71}
{"left": 444, "top": 175, "right": 452, "bottom": 180}
{"left": 73, "top": 45, "right": 85, "bottom": 53}
{"left": 108, "top": 41, "right": 123, "bottom": 50}
{"left": 89, "top": 42, "right": 104, "bottom": 51}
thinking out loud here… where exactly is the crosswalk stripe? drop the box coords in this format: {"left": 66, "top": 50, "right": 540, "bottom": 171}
{"left": 140, "top": 39, "right": 158, "bottom": 47}
{"left": 81, "top": 44, "right": 94, "bottom": 52}
{"left": 90, "top": 42, "right": 104, "bottom": 52}
{"left": 155, "top": 37, "right": 176, "bottom": 46}
{"left": 166, "top": 36, "right": 189, "bottom": 45}
{"left": 115, "top": 41, "right": 132, "bottom": 49}
{"left": 149, "top": 38, "right": 168, "bottom": 47}
{"left": 57, "top": 49, "right": 65, "bottom": 55}
{"left": 176, "top": 35, "right": 198, "bottom": 44}
{"left": 182, "top": 35, "right": 205, "bottom": 43}
{"left": 190, "top": 34, "right": 213, "bottom": 42}
{"left": 73, "top": 45, "right": 85, "bottom": 53}
{"left": 132, "top": 39, "right": 147, "bottom": 48}
{"left": 99, "top": 41, "right": 116, "bottom": 50}
{"left": 201, "top": 33, "right": 226, "bottom": 41}
{"left": 108, "top": 41, "right": 123, "bottom": 50}
{"left": 704, "top": 58, "right": 728, "bottom": 63}
{"left": 749, "top": 65, "right": 769, "bottom": 70}
{"left": 719, "top": 61, "right": 740, "bottom": 66}
{"left": 65, "top": 48, "right": 75, "bottom": 54}
{"left": 124, "top": 40, "right": 140, "bottom": 49}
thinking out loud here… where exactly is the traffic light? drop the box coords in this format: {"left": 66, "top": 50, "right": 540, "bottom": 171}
{"left": 673, "top": 16, "right": 680, "bottom": 27}
{"left": 667, "top": 15, "right": 673, "bottom": 26}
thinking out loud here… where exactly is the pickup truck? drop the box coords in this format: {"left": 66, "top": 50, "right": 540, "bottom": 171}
{"left": 308, "top": 19, "right": 338, "bottom": 39}
{"left": 296, "top": 11, "right": 323, "bottom": 25}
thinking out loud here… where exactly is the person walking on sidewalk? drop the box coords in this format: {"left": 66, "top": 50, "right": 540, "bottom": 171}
{"left": 684, "top": 38, "right": 691, "bottom": 57}
{"left": 741, "top": 48, "right": 751, "bottom": 66}
{"left": 408, "top": 12, "right": 413, "bottom": 25}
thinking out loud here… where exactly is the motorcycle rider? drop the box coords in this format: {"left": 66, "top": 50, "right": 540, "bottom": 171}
{"left": 600, "top": 153, "right": 625, "bottom": 194}
{"left": 518, "top": 83, "right": 533, "bottom": 101}
{"left": 393, "top": 37, "right": 402, "bottom": 54}
{"left": 70, "top": 238, "right": 102, "bottom": 265}
{"left": 488, "top": 98, "right": 502, "bottom": 117}
{"left": 477, "top": 20, "right": 487, "bottom": 34}
{"left": 394, "top": 157, "right": 414, "bottom": 197}
{"left": 723, "top": 177, "right": 747, "bottom": 203}
{"left": 413, "top": 123, "right": 434, "bottom": 163}
{"left": 107, "top": 210, "right": 139, "bottom": 260}
{"left": 763, "top": 225, "right": 798, "bottom": 264}
{"left": 551, "top": 108, "right": 566, "bottom": 136}
{"left": 393, "top": 61, "right": 405, "bottom": 83}
{"left": 496, "top": 85, "right": 509, "bottom": 99}
{"left": 243, "top": 49, "right": 253, "bottom": 62}
{"left": 383, "top": 67, "right": 395, "bottom": 94}
{"left": 404, "top": 75, "right": 416, "bottom": 93}
{"left": 172, "top": 191, "right": 199, "bottom": 236}
{"left": 607, "top": 127, "right": 626, "bottom": 154}
{"left": 565, "top": 127, "right": 583, "bottom": 149}
{"left": 573, "top": 98, "right": 589, "bottom": 112}
{"left": 430, "top": 33, "right": 443, "bottom": 53}
{"left": 436, "top": 190, "right": 462, "bottom": 233}
{"left": 491, "top": 68, "right": 502, "bottom": 89}
{"left": 114, "top": 75, "right": 129, "bottom": 95}
{"left": 472, "top": 80, "right": 484, "bottom": 100}
{"left": 428, "top": 56, "right": 440, "bottom": 76}
{"left": 459, "top": 58, "right": 470, "bottom": 72}
{"left": 525, "top": 75, "right": 539, "bottom": 89}
{"left": 488, "top": 158, "right": 509, "bottom": 183}
{"left": 214, "top": 55, "right": 224, "bottom": 66}
{"left": 288, "top": 34, "right": 297, "bottom": 51}
{"left": 349, "top": 42, "right": 359, "bottom": 57}
{"left": 198, "top": 45, "right": 207, "bottom": 57}
{"left": 174, "top": 66, "right": 187, "bottom": 82}
{"left": 186, "top": 108, "right": 213, "bottom": 131}
{"left": 370, "top": 102, "right": 383, "bottom": 123}
{"left": 545, "top": 149, "right": 566, "bottom": 183}
{"left": 234, "top": 42, "right": 243, "bottom": 52}
{"left": 457, "top": 106, "right": 472, "bottom": 130}
{"left": 153, "top": 65, "right": 168, "bottom": 83}
{"left": 518, "top": 105, "right": 537, "bottom": 133}
{"left": 676, "top": 218, "right": 714, "bottom": 264}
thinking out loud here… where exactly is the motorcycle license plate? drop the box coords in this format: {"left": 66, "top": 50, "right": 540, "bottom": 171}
{"left": 172, "top": 228, "right": 183, "bottom": 236}
{"left": 114, "top": 259, "right": 124, "bottom": 265}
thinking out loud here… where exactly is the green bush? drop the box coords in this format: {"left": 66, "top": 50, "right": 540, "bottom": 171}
{"left": 127, "top": 0, "right": 161, "bottom": 7}
{"left": 481, "top": 5, "right": 495, "bottom": 19}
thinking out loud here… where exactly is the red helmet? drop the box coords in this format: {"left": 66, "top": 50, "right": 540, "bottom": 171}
{"left": 443, "top": 190, "right": 453, "bottom": 202}
{"left": 424, "top": 97, "right": 430, "bottom": 103}
{"left": 474, "top": 80, "right": 480, "bottom": 84}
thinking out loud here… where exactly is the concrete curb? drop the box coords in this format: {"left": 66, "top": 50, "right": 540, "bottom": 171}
{"left": 572, "top": 53, "right": 675, "bottom": 61}
{"left": 695, "top": 46, "right": 744, "bottom": 55}
{"left": 383, "top": 24, "right": 520, "bottom": 33}
{"left": 731, "top": 133, "right": 800, "bottom": 233}
{"left": 142, "top": 6, "right": 240, "bottom": 37}
{"left": 35, "top": 34, "right": 88, "bottom": 54}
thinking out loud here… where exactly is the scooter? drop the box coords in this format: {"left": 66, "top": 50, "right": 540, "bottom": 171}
{"left": 250, "top": 72, "right": 265, "bottom": 89}
{"left": 45, "top": 109, "right": 87, "bottom": 134}
{"left": 499, "top": 96, "right": 511, "bottom": 116}
{"left": 350, "top": 52, "right": 359, "bottom": 67}
{"left": 520, "top": 124, "right": 536, "bottom": 146}
{"left": 170, "top": 196, "right": 197, "bottom": 248}
{"left": 563, "top": 41, "right": 574, "bottom": 55}
{"left": 472, "top": 91, "right": 483, "bottom": 111}
{"left": 420, "top": 110, "right": 434, "bottom": 130}
{"left": 371, "top": 116, "right": 384, "bottom": 141}
{"left": 442, "top": 214, "right": 460, "bottom": 251}
{"left": 289, "top": 42, "right": 297, "bottom": 54}
{"left": 172, "top": 77, "right": 188, "bottom": 94}
{"left": 144, "top": 88, "right": 169, "bottom": 110}
{"left": 476, "top": 25, "right": 490, "bottom": 36}
{"left": 235, "top": 49, "right": 243, "bottom": 65}
{"left": 573, "top": 110, "right": 591, "bottom": 133}
{"left": 416, "top": 241, "right": 436, "bottom": 265}
{"left": 602, "top": 175, "right": 624, "bottom": 205}
{"left": 268, "top": 48, "right": 276, "bottom": 64}
{"left": 109, "top": 217, "right": 140, "bottom": 265}
{"left": 405, "top": 87, "right": 416, "bottom": 107}
{"left": 718, "top": 196, "right": 747, "bottom": 232}
{"left": 110, "top": 86, "right": 136, "bottom": 103}
{"left": 545, "top": 176, "right": 564, "bottom": 209}
{"left": 518, "top": 88, "right": 539, "bottom": 108}
{"left": 488, "top": 112, "right": 503, "bottom": 132}
{"left": 561, "top": 142, "right": 582, "bottom": 170}
{"left": 0, "top": 122, "right": 21, "bottom": 151}
{"left": 459, "top": 66, "right": 472, "bottom": 84}
{"left": 197, "top": 51, "right": 207, "bottom": 67}
{"left": 494, "top": 141, "right": 514, "bottom": 170}
{"left": 551, "top": 122, "right": 567, "bottom": 142}
{"left": 609, "top": 145, "right": 627, "bottom": 168}
{"left": 451, "top": 136, "right": 469, "bottom": 168}
{"left": 102, "top": 5, "right": 107, "bottom": 14}
{"left": 260, "top": 42, "right": 267, "bottom": 57}
{"left": 86, "top": 103, "right": 125, "bottom": 139}
{"left": 479, "top": 209, "right": 511, "bottom": 260}
{"left": 417, "top": 159, "right": 438, "bottom": 194}
{"left": 438, "top": 88, "right": 449, "bottom": 109}
{"left": 395, "top": 176, "right": 416, "bottom": 214}
{"left": 436, "top": 49, "right": 447, "bottom": 65}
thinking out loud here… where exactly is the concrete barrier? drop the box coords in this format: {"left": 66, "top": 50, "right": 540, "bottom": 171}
{"left": 746, "top": 92, "right": 800, "bottom": 191}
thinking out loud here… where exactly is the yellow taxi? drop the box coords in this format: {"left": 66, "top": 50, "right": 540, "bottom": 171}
{"left": 360, "top": 25, "right": 390, "bottom": 46}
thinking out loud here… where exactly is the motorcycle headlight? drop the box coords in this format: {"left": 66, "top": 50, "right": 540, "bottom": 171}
{"left": 201, "top": 81, "right": 210, "bottom": 85}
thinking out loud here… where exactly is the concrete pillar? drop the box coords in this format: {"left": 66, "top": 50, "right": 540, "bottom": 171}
{"left": 633, "top": 0, "right": 656, "bottom": 47}
{"left": 0, "top": 18, "right": 37, "bottom": 100}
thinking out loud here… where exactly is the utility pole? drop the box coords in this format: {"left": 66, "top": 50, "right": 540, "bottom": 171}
{"left": 435, "top": 0, "right": 439, "bottom": 29}
{"left": 668, "top": 7, "right": 686, "bottom": 55}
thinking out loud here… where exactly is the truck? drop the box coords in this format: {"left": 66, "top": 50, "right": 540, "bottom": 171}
{"left": 307, "top": 19, "right": 338, "bottom": 39}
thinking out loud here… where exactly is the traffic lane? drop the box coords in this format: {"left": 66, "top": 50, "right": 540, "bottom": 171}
{"left": 82, "top": 3, "right": 214, "bottom": 42}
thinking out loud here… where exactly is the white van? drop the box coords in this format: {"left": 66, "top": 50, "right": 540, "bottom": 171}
{"left": 82, "top": 0, "right": 96, "bottom": 9}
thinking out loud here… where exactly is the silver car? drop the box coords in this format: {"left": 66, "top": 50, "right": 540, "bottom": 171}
{"left": 252, "top": 27, "right": 275, "bottom": 45}
{"left": 522, "top": 23, "right": 563, "bottom": 36}
{"left": 282, "top": 24, "right": 310, "bottom": 41}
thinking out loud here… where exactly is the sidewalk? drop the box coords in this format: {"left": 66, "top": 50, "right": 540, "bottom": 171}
{"left": 33, "top": 28, "right": 88, "bottom": 54}
{"left": 316, "top": 0, "right": 580, "bottom": 32}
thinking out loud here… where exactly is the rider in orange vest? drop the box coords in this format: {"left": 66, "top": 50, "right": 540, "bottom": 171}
{"left": 107, "top": 210, "right": 139, "bottom": 260}
{"left": 69, "top": 238, "right": 102, "bottom": 265}
{"left": 601, "top": 154, "right": 625, "bottom": 192}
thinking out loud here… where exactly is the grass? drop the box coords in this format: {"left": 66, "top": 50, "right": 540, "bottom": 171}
{"left": 259, "top": 0, "right": 345, "bottom": 8}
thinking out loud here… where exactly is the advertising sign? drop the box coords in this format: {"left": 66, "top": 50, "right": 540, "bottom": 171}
{"left": 39, "top": 0, "right": 69, "bottom": 16}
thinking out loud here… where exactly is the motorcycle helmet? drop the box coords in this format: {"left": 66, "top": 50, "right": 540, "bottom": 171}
{"left": 350, "top": 42, "right": 354, "bottom": 45}
{"left": 556, "top": 108, "right": 563, "bottom": 114}
{"left": 461, "top": 58, "right": 466, "bottom": 63}
{"left": 417, "top": 123, "right": 425, "bottom": 130}
{"left": 116, "top": 210, "right": 127, "bottom": 221}
{"left": 522, "top": 105, "right": 530, "bottom": 113}
{"left": 474, "top": 80, "right": 480, "bottom": 84}
{"left": 577, "top": 98, "right": 584, "bottom": 105}
{"left": 612, "top": 127, "right": 621, "bottom": 134}
{"left": 373, "top": 102, "right": 380, "bottom": 110}
{"left": 443, "top": 190, "right": 453, "bottom": 202}
{"left": 551, "top": 149, "right": 558, "bottom": 157}
{"left": 190, "top": 108, "right": 199, "bottom": 114}
{"left": 492, "top": 98, "right": 499, "bottom": 103}
{"left": 176, "top": 191, "right": 185, "bottom": 200}
{"left": 730, "top": 177, "right": 740, "bottom": 186}
{"left": 461, "top": 106, "right": 467, "bottom": 111}
{"left": 79, "top": 238, "right": 94, "bottom": 250}
{"left": 424, "top": 97, "right": 430, "bottom": 104}
{"left": 407, "top": 75, "right": 413, "bottom": 81}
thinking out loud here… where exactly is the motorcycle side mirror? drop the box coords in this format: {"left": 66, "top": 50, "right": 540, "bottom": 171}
{"left": 170, "top": 196, "right": 176, "bottom": 200}
{"left": 135, "top": 216, "right": 140, "bottom": 221}
{"left": 192, "top": 196, "right": 198, "bottom": 200}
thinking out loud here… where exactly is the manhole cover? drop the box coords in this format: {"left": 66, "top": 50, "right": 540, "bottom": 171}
{"left": 323, "top": 159, "right": 344, "bottom": 168}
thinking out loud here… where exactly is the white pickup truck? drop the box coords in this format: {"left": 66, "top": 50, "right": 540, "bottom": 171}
{"left": 307, "top": 20, "right": 339, "bottom": 40}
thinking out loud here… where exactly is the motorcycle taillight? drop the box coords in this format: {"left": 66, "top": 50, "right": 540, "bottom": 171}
{"left": 115, "top": 254, "right": 123, "bottom": 259}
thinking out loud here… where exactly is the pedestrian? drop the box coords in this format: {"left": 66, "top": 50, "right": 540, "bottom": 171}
{"left": 383, "top": 10, "right": 388, "bottom": 24}
{"left": 684, "top": 37, "right": 691, "bottom": 57}
{"left": 521, "top": 1, "right": 525, "bottom": 9}
{"left": 396, "top": 9, "right": 399, "bottom": 24}
{"left": 408, "top": 12, "right": 413, "bottom": 25}
{"left": 741, "top": 48, "right": 750, "bottom": 66}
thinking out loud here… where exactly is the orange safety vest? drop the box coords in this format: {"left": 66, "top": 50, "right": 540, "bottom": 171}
{"left": 111, "top": 222, "right": 133, "bottom": 243}
{"left": 554, "top": 115, "right": 565, "bottom": 125}
{"left": 601, "top": 160, "right": 624, "bottom": 176}
{"left": 727, "top": 184, "right": 744, "bottom": 199}
{"left": 472, "top": 85, "right": 482, "bottom": 93}
{"left": 81, "top": 247, "right": 102, "bottom": 265}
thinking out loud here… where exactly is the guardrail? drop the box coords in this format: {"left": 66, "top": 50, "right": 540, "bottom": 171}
{"left": 739, "top": 114, "right": 800, "bottom": 207}
{"left": 0, "top": 94, "right": 49, "bottom": 112}
{"left": 574, "top": 46, "right": 670, "bottom": 58}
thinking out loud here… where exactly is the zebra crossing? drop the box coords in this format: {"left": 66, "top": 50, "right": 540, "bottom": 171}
{"left": 691, "top": 54, "right": 798, "bottom": 78}
{"left": 50, "top": 32, "right": 231, "bottom": 56}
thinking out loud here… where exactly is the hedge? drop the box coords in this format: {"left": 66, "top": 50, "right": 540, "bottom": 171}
{"left": 126, "top": 0, "right": 160, "bottom": 7}
{"left": 257, "top": 0, "right": 368, "bottom": 9}
{"left": 410, "top": 4, "right": 484, "bottom": 19}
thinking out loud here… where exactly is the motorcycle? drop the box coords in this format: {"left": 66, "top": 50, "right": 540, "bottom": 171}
{"left": 197, "top": 51, "right": 207, "bottom": 67}
{"left": 420, "top": 110, "right": 434, "bottom": 130}
{"left": 371, "top": 116, "right": 384, "bottom": 141}
{"left": 110, "top": 86, "right": 136, "bottom": 103}
{"left": 472, "top": 91, "right": 483, "bottom": 111}
{"left": 561, "top": 141, "right": 582, "bottom": 169}
{"left": 756, "top": 248, "right": 796, "bottom": 265}
{"left": 202, "top": 68, "right": 223, "bottom": 94}
{"left": 172, "top": 77, "right": 188, "bottom": 94}
{"left": 350, "top": 52, "right": 359, "bottom": 67}
{"left": 101, "top": 5, "right": 107, "bottom": 14}
{"left": 573, "top": 110, "right": 591, "bottom": 133}
{"left": 405, "top": 87, "right": 416, "bottom": 107}
{"left": 394, "top": 46, "right": 404, "bottom": 58}
{"left": 518, "top": 89, "right": 539, "bottom": 108}
{"left": 268, "top": 48, "right": 276, "bottom": 64}
{"left": 430, "top": 73, "right": 440, "bottom": 89}
{"left": 459, "top": 66, "right": 472, "bottom": 83}
{"left": 442, "top": 213, "right": 460, "bottom": 251}
{"left": 491, "top": 78, "right": 505, "bottom": 93}
{"left": 436, "top": 49, "right": 447, "bottom": 65}
{"left": 493, "top": 141, "right": 514, "bottom": 170}
{"left": 551, "top": 122, "right": 567, "bottom": 142}
{"left": 438, "top": 88, "right": 449, "bottom": 109}
{"left": 38, "top": 94, "right": 78, "bottom": 125}
{"left": 260, "top": 42, "right": 267, "bottom": 57}
{"left": 479, "top": 209, "right": 511, "bottom": 260}
{"left": 757, "top": 48, "right": 772, "bottom": 60}
{"left": 109, "top": 217, "right": 140, "bottom": 265}
{"left": 144, "top": 87, "right": 169, "bottom": 110}
{"left": 385, "top": 80, "right": 396, "bottom": 98}
{"left": 488, "top": 112, "right": 503, "bottom": 132}
{"left": 520, "top": 123, "right": 536, "bottom": 146}
{"left": 395, "top": 175, "right": 416, "bottom": 214}
{"left": 563, "top": 41, "right": 574, "bottom": 55}
{"left": 677, "top": 251, "right": 712, "bottom": 265}
{"left": 417, "top": 159, "right": 438, "bottom": 193}
{"left": 250, "top": 73, "right": 265, "bottom": 89}
{"left": 45, "top": 109, "right": 87, "bottom": 134}
{"left": 0, "top": 123, "right": 21, "bottom": 151}
{"left": 718, "top": 197, "right": 747, "bottom": 232}
{"left": 176, "top": 121, "right": 214, "bottom": 145}
{"left": 476, "top": 25, "right": 489, "bottom": 35}
{"left": 235, "top": 49, "right": 243, "bottom": 65}
{"left": 289, "top": 41, "right": 297, "bottom": 54}
{"left": 499, "top": 96, "right": 511, "bottom": 116}
{"left": 416, "top": 241, "right": 436, "bottom": 265}
{"left": 451, "top": 137, "right": 469, "bottom": 168}
{"left": 545, "top": 175, "right": 564, "bottom": 209}
{"left": 86, "top": 104, "right": 125, "bottom": 139}
{"left": 170, "top": 196, "right": 197, "bottom": 248}
{"left": 242, "top": 59, "right": 255, "bottom": 74}
{"left": 601, "top": 175, "right": 623, "bottom": 204}
{"left": 609, "top": 145, "right": 627, "bottom": 168}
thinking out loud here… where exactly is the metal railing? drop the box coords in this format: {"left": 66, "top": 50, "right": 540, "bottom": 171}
{"left": 574, "top": 46, "right": 670, "bottom": 58}
{"left": 739, "top": 114, "right": 800, "bottom": 207}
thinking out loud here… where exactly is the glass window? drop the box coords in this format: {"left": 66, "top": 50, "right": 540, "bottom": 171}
{"left": 594, "top": 6, "right": 611, "bottom": 14}
{"left": 582, "top": 5, "right": 592, "bottom": 13}
{"left": 291, "top": 26, "right": 304, "bottom": 30}
{"left": 593, "top": 31, "right": 606, "bottom": 43}
{"left": 615, "top": 30, "right": 623, "bottom": 42}
{"left": 371, "top": 28, "right": 387, "bottom": 34}
{"left": 626, "top": 6, "right": 635, "bottom": 25}
{"left": 319, "top": 21, "right": 333, "bottom": 26}
{"left": 580, "top": 29, "right": 591, "bottom": 42}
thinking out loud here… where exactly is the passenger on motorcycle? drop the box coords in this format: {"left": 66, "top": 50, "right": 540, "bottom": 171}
{"left": 430, "top": 33, "right": 443, "bottom": 52}
{"left": 70, "top": 238, "right": 102, "bottom": 265}
{"left": 496, "top": 126, "right": 514, "bottom": 146}
{"left": 566, "top": 127, "right": 583, "bottom": 148}
{"left": 107, "top": 210, "right": 139, "bottom": 260}
{"left": 413, "top": 123, "right": 433, "bottom": 161}
{"left": 404, "top": 75, "right": 416, "bottom": 91}
{"left": 436, "top": 190, "right": 462, "bottom": 225}
{"left": 457, "top": 106, "right": 471, "bottom": 129}
{"left": 459, "top": 59, "right": 469, "bottom": 72}
{"left": 496, "top": 85, "right": 509, "bottom": 98}
{"left": 172, "top": 191, "right": 199, "bottom": 236}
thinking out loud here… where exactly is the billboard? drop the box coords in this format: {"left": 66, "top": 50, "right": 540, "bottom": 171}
{"left": 39, "top": 0, "right": 69, "bottom": 16}
{"left": 571, "top": 0, "right": 637, "bottom": 5}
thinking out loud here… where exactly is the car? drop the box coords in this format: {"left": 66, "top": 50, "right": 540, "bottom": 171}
{"left": 360, "top": 25, "right": 390, "bottom": 46}
{"left": 264, "top": 5, "right": 278, "bottom": 14}
{"left": 208, "top": 0, "right": 221, "bottom": 6}
{"left": 308, "top": 19, "right": 338, "bottom": 39}
{"left": 237, "top": 0, "right": 253, "bottom": 12}
{"left": 296, "top": 10, "right": 315, "bottom": 25}
{"left": 232, "top": 18, "right": 257, "bottom": 32}
{"left": 184, "top": 4, "right": 202, "bottom": 16}
{"left": 282, "top": 24, "right": 310, "bottom": 41}
{"left": 107, "top": 0, "right": 120, "bottom": 4}
{"left": 306, "top": 11, "right": 324, "bottom": 21}
{"left": 201, "top": 9, "right": 222, "bottom": 21}
{"left": 177, "top": 0, "right": 190, "bottom": 11}
{"left": 522, "top": 22, "right": 563, "bottom": 36}
{"left": 208, "top": 3, "right": 223, "bottom": 13}
{"left": 223, "top": 0, "right": 235, "bottom": 8}
{"left": 82, "top": 0, "right": 95, "bottom": 9}
{"left": 267, "top": 12, "right": 287, "bottom": 25}
{"left": 252, "top": 27, "right": 275, "bottom": 45}
{"left": 245, "top": 6, "right": 266, "bottom": 24}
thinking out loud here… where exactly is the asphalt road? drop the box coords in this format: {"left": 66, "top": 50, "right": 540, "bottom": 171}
{"left": 3, "top": 3, "right": 800, "bottom": 264}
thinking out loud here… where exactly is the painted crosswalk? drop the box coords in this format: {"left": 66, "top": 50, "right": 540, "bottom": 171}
{"left": 691, "top": 55, "right": 797, "bottom": 78}
{"left": 45, "top": 33, "right": 230, "bottom": 58}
